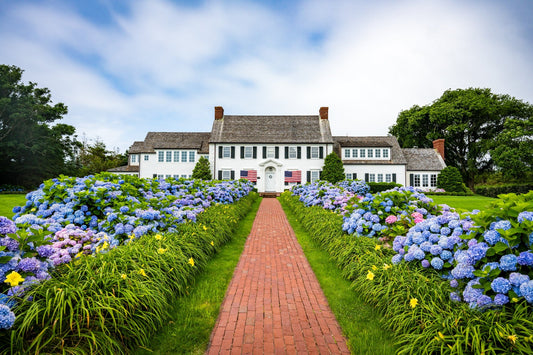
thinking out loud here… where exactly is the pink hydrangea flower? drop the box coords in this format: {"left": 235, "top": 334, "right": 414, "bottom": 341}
{"left": 411, "top": 212, "right": 424, "bottom": 224}
{"left": 385, "top": 215, "right": 397, "bottom": 224}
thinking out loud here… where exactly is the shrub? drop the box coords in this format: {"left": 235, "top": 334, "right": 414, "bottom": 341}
{"left": 321, "top": 152, "right": 345, "bottom": 183}
{"left": 368, "top": 182, "right": 402, "bottom": 193}
{"left": 475, "top": 183, "right": 533, "bottom": 197}
{"left": 192, "top": 156, "right": 212, "bottom": 180}
{"left": 437, "top": 166, "right": 468, "bottom": 193}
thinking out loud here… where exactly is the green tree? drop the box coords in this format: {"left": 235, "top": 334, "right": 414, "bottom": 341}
{"left": 0, "top": 65, "right": 78, "bottom": 188}
{"left": 437, "top": 166, "right": 467, "bottom": 193}
{"left": 389, "top": 88, "right": 533, "bottom": 187}
{"left": 321, "top": 151, "right": 345, "bottom": 183}
{"left": 192, "top": 156, "right": 212, "bottom": 180}
{"left": 75, "top": 138, "right": 127, "bottom": 176}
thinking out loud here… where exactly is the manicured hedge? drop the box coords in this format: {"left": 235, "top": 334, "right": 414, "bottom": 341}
{"left": 476, "top": 183, "right": 533, "bottom": 197}
{"left": 5, "top": 193, "right": 258, "bottom": 354}
{"left": 367, "top": 182, "right": 402, "bottom": 193}
{"left": 279, "top": 192, "right": 533, "bottom": 354}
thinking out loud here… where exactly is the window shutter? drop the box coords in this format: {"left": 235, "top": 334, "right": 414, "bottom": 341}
{"left": 263, "top": 146, "right": 267, "bottom": 159}
{"left": 285, "top": 146, "right": 289, "bottom": 159}
{"left": 297, "top": 147, "right": 301, "bottom": 159}
{"left": 307, "top": 147, "right": 311, "bottom": 159}
{"left": 365, "top": 173, "right": 369, "bottom": 182}
{"left": 354, "top": 173, "right": 357, "bottom": 180}
{"left": 253, "top": 147, "right": 257, "bottom": 159}
{"left": 275, "top": 147, "right": 279, "bottom": 159}
{"left": 319, "top": 147, "right": 324, "bottom": 159}
{"left": 392, "top": 173, "right": 396, "bottom": 182}
{"left": 409, "top": 174, "right": 413, "bottom": 186}
{"left": 307, "top": 171, "right": 311, "bottom": 183}
{"left": 231, "top": 146, "right": 235, "bottom": 159}
{"left": 319, "top": 171, "right": 322, "bottom": 180}
{"left": 153, "top": 174, "right": 157, "bottom": 178}
{"left": 230, "top": 170, "right": 235, "bottom": 180}
{"left": 240, "top": 146, "right": 245, "bottom": 159}
{"left": 218, "top": 146, "right": 222, "bottom": 158}
{"left": 218, "top": 170, "right": 222, "bottom": 180}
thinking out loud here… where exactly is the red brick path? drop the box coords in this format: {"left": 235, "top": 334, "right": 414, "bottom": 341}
{"left": 206, "top": 199, "right": 350, "bottom": 354}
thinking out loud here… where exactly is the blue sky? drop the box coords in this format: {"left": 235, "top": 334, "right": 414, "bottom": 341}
{"left": 1, "top": 0, "right": 533, "bottom": 152}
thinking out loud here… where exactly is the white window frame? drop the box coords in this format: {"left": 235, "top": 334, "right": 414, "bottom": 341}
{"left": 360, "top": 149, "right": 366, "bottom": 158}
{"left": 346, "top": 173, "right": 352, "bottom": 179}
{"left": 189, "top": 151, "right": 195, "bottom": 162}
{"left": 377, "top": 174, "right": 383, "bottom": 182}
{"left": 157, "top": 174, "right": 164, "bottom": 179}
{"left": 344, "top": 149, "right": 350, "bottom": 158}
{"left": 158, "top": 151, "right": 164, "bottom": 162}
{"left": 144, "top": 155, "right": 149, "bottom": 161}
{"left": 221, "top": 169, "right": 232, "bottom": 180}
{"left": 310, "top": 170, "right": 320, "bottom": 183}
{"left": 174, "top": 151, "right": 180, "bottom": 162}
{"left": 181, "top": 174, "right": 187, "bottom": 178}
{"left": 422, "top": 174, "right": 429, "bottom": 187}
{"left": 267, "top": 147, "right": 275, "bottom": 158}
{"left": 375, "top": 149, "right": 381, "bottom": 158}
{"left": 414, "top": 174, "right": 421, "bottom": 187}
{"left": 367, "top": 149, "right": 373, "bottom": 158}
{"left": 181, "top": 151, "right": 187, "bottom": 162}
{"left": 131, "top": 155, "right": 137, "bottom": 163}
{"left": 431, "top": 174, "right": 438, "bottom": 187}
{"left": 222, "top": 146, "right": 231, "bottom": 158}
{"left": 386, "top": 174, "right": 392, "bottom": 183}
{"left": 173, "top": 175, "right": 180, "bottom": 179}
{"left": 244, "top": 146, "right": 253, "bottom": 159}
{"left": 310, "top": 146, "right": 319, "bottom": 159}
{"left": 289, "top": 146, "right": 297, "bottom": 159}
{"left": 383, "top": 149, "right": 390, "bottom": 158}
{"left": 352, "top": 149, "right": 358, "bottom": 158}
{"left": 369, "top": 173, "right": 376, "bottom": 182}
{"left": 166, "top": 151, "right": 172, "bottom": 162}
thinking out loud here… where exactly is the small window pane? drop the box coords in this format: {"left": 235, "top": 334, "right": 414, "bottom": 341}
{"left": 375, "top": 149, "right": 381, "bottom": 158}
{"left": 344, "top": 149, "right": 350, "bottom": 158}
{"left": 174, "top": 151, "right": 179, "bottom": 162}
{"left": 422, "top": 175, "right": 429, "bottom": 187}
{"left": 311, "top": 147, "right": 319, "bottom": 159}
{"left": 414, "top": 174, "right": 420, "bottom": 187}
{"left": 360, "top": 149, "right": 366, "bottom": 158}
{"left": 267, "top": 147, "right": 275, "bottom": 158}
{"left": 367, "top": 149, "right": 373, "bottom": 158}
{"left": 131, "top": 155, "right": 136, "bottom": 163}
{"left": 144, "top": 155, "right": 149, "bottom": 161}
{"left": 311, "top": 170, "right": 320, "bottom": 183}
{"left": 383, "top": 149, "right": 389, "bottom": 158}
{"left": 346, "top": 173, "right": 352, "bottom": 179}
{"left": 189, "top": 151, "right": 195, "bottom": 162}
{"left": 244, "top": 147, "right": 253, "bottom": 159}
{"left": 386, "top": 174, "right": 392, "bottom": 183}
{"left": 431, "top": 174, "right": 437, "bottom": 187}
{"left": 352, "top": 149, "right": 358, "bottom": 158}
{"left": 289, "top": 146, "right": 297, "bottom": 159}
{"left": 222, "top": 170, "right": 231, "bottom": 180}
{"left": 369, "top": 173, "right": 375, "bottom": 182}
{"left": 377, "top": 174, "right": 383, "bottom": 182}
{"left": 158, "top": 151, "right": 164, "bottom": 162}
{"left": 166, "top": 151, "right": 172, "bottom": 162}
{"left": 223, "top": 147, "right": 231, "bottom": 158}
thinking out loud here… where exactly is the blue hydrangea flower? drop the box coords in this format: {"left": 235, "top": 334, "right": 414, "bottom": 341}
{"left": 491, "top": 277, "right": 511, "bottom": 294}
{"left": 509, "top": 272, "right": 530, "bottom": 287}
{"left": 519, "top": 281, "right": 533, "bottom": 303}
{"left": 421, "top": 259, "right": 430, "bottom": 268}
{"left": 451, "top": 263, "right": 475, "bottom": 279}
{"left": 450, "top": 279, "right": 459, "bottom": 288}
{"left": 431, "top": 257, "right": 444, "bottom": 270}
{"left": 483, "top": 230, "right": 501, "bottom": 245}
{"left": 494, "top": 294, "right": 509, "bottom": 306}
{"left": 500, "top": 254, "right": 518, "bottom": 272}
{"left": 0, "top": 304, "right": 16, "bottom": 329}
{"left": 517, "top": 251, "right": 533, "bottom": 266}
{"left": 391, "top": 254, "right": 403, "bottom": 264}
{"left": 450, "top": 292, "right": 462, "bottom": 302}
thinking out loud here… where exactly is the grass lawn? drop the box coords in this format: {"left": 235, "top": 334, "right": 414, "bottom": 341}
{"left": 430, "top": 194, "right": 497, "bottom": 212}
{"left": 0, "top": 194, "right": 27, "bottom": 219}
{"left": 281, "top": 201, "right": 398, "bottom": 355}
{"left": 135, "top": 197, "right": 262, "bottom": 355}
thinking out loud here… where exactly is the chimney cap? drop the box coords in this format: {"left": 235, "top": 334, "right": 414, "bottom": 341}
{"left": 214, "top": 106, "right": 224, "bottom": 120}
{"left": 319, "top": 107, "right": 329, "bottom": 120}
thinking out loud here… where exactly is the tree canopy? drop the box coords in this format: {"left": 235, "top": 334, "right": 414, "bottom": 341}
{"left": 389, "top": 88, "right": 533, "bottom": 187}
{"left": 321, "top": 151, "right": 345, "bottom": 183}
{"left": 0, "top": 65, "right": 78, "bottom": 188}
{"left": 74, "top": 138, "right": 128, "bottom": 177}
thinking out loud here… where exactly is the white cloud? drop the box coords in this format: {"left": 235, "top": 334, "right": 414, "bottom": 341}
{"left": 0, "top": 0, "right": 532, "bottom": 151}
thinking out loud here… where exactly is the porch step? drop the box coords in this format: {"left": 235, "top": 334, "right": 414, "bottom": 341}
{"left": 260, "top": 192, "right": 280, "bottom": 198}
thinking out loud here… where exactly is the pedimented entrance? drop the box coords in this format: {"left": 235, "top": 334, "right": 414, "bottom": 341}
{"left": 265, "top": 167, "right": 276, "bottom": 192}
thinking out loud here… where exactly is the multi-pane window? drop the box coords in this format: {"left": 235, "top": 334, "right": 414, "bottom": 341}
{"left": 173, "top": 175, "right": 180, "bottom": 179}
{"left": 346, "top": 173, "right": 352, "bottom": 179}
{"left": 165, "top": 174, "right": 171, "bottom": 178}
{"left": 375, "top": 149, "right": 381, "bottom": 158}
{"left": 181, "top": 174, "right": 187, "bottom": 178}
{"left": 310, "top": 147, "right": 319, "bottom": 159}
{"left": 166, "top": 151, "right": 172, "bottom": 162}
{"left": 158, "top": 151, "right": 164, "bottom": 162}
{"left": 431, "top": 174, "right": 438, "bottom": 187}
{"left": 422, "top": 175, "right": 429, "bottom": 187}
{"left": 367, "top": 149, "right": 373, "bottom": 158}
{"left": 310, "top": 170, "right": 320, "bottom": 183}
{"left": 189, "top": 151, "right": 195, "bottom": 162}
{"left": 144, "top": 155, "right": 149, "bottom": 161}
{"left": 267, "top": 147, "right": 275, "bottom": 158}
{"left": 223, "top": 146, "right": 231, "bottom": 158}
{"left": 352, "top": 149, "right": 358, "bottom": 158}
{"left": 360, "top": 149, "right": 366, "bottom": 158}
{"left": 157, "top": 174, "right": 164, "bottom": 179}
{"left": 244, "top": 147, "right": 253, "bottom": 159}
{"left": 377, "top": 174, "right": 383, "bottom": 182}
{"left": 289, "top": 146, "right": 297, "bottom": 159}
{"left": 414, "top": 174, "right": 421, "bottom": 187}
{"left": 386, "top": 174, "right": 392, "bottom": 183}
{"left": 131, "top": 155, "right": 137, "bottom": 163}
{"left": 344, "top": 149, "right": 350, "bottom": 158}
{"left": 383, "top": 149, "right": 389, "bottom": 158}
{"left": 181, "top": 151, "right": 187, "bottom": 162}
{"left": 222, "top": 170, "right": 231, "bottom": 180}
{"left": 369, "top": 173, "right": 376, "bottom": 182}
{"left": 174, "top": 151, "right": 180, "bottom": 162}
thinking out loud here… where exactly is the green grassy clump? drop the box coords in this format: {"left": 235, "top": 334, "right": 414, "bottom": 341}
{"left": 279, "top": 192, "right": 533, "bottom": 354}
{"left": 430, "top": 194, "right": 497, "bottom": 212}
{"left": 135, "top": 197, "right": 261, "bottom": 354}
{"left": 0, "top": 193, "right": 27, "bottom": 218}
{"left": 6, "top": 193, "right": 258, "bottom": 354}
{"left": 281, "top": 200, "right": 397, "bottom": 354}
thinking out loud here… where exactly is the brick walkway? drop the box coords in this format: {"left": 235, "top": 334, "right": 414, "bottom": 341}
{"left": 206, "top": 199, "right": 350, "bottom": 354}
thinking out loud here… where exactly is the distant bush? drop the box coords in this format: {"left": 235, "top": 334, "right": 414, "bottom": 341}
{"left": 475, "top": 183, "right": 533, "bottom": 197}
{"left": 0, "top": 184, "right": 26, "bottom": 194}
{"left": 367, "top": 182, "right": 402, "bottom": 193}
{"left": 437, "top": 167, "right": 469, "bottom": 193}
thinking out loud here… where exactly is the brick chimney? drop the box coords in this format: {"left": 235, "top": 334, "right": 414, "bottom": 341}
{"left": 433, "top": 139, "right": 445, "bottom": 161}
{"left": 214, "top": 106, "right": 224, "bottom": 120}
{"left": 319, "top": 107, "right": 328, "bottom": 120}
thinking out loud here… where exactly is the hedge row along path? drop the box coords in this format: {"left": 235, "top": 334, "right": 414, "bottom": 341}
{"left": 206, "top": 198, "right": 350, "bottom": 354}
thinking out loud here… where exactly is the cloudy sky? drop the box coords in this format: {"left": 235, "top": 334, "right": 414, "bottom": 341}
{"left": 1, "top": 0, "right": 532, "bottom": 152}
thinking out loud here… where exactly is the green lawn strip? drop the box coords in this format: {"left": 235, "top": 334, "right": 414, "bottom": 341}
{"left": 0, "top": 194, "right": 27, "bottom": 218}
{"left": 281, "top": 199, "right": 398, "bottom": 355}
{"left": 135, "top": 197, "right": 262, "bottom": 355}
{"left": 431, "top": 194, "right": 497, "bottom": 212}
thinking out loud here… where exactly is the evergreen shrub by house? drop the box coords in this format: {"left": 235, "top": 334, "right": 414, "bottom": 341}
{"left": 476, "top": 183, "right": 533, "bottom": 197}
{"left": 321, "top": 152, "right": 345, "bottom": 184}
{"left": 437, "top": 166, "right": 469, "bottom": 193}
{"left": 192, "top": 156, "right": 212, "bottom": 180}
{"left": 6, "top": 193, "right": 258, "bottom": 354}
{"left": 280, "top": 191, "right": 533, "bottom": 354}
{"left": 368, "top": 182, "right": 402, "bottom": 193}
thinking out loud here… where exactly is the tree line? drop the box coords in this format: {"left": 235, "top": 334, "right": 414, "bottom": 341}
{"left": 0, "top": 65, "right": 126, "bottom": 189}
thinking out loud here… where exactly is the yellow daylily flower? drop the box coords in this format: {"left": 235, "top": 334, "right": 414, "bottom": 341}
{"left": 203, "top": 225, "right": 207, "bottom": 231}
{"left": 157, "top": 248, "right": 167, "bottom": 254}
{"left": 138, "top": 269, "right": 147, "bottom": 277}
{"left": 371, "top": 265, "right": 378, "bottom": 271}
{"left": 375, "top": 244, "right": 381, "bottom": 251}
{"left": 155, "top": 234, "right": 163, "bottom": 240}
{"left": 410, "top": 298, "right": 418, "bottom": 308}
{"left": 366, "top": 270, "right": 375, "bottom": 280}
{"left": 121, "top": 274, "right": 127, "bottom": 279}
{"left": 210, "top": 241, "right": 215, "bottom": 246}
{"left": 383, "top": 263, "right": 391, "bottom": 270}
{"left": 438, "top": 332, "right": 445, "bottom": 340}
{"left": 4, "top": 271, "right": 25, "bottom": 287}
{"left": 188, "top": 257, "right": 195, "bottom": 267}
{"left": 508, "top": 335, "right": 518, "bottom": 344}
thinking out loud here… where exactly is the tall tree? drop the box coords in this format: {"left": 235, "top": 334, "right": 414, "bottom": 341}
{"left": 0, "top": 65, "right": 78, "bottom": 188}
{"left": 389, "top": 88, "right": 533, "bottom": 187}
{"left": 192, "top": 156, "right": 212, "bottom": 180}
{"left": 75, "top": 138, "right": 127, "bottom": 176}
{"left": 321, "top": 151, "right": 345, "bottom": 183}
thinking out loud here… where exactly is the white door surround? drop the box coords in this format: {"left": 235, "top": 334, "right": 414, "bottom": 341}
{"left": 265, "top": 166, "right": 276, "bottom": 192}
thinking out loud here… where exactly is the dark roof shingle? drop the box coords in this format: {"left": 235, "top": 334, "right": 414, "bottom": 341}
{"left": 402, "top": 148, "right": 446, "bottom": 171}
{"left": 333, "top": 136, "right": 407, "bottom": 165}
{"left": 129, "top": 132, "right": 211, "bottom": 154}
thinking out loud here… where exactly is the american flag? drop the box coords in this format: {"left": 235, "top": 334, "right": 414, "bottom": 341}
{"left": 240, "top": 170, "right": 257, "bottom": 182}
{"left": 285, "top": 170, "right": 301, "bottom": 183}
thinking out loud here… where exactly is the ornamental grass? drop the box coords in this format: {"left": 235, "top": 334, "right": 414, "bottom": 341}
{"left": 4, "top": 193, "right": 257, "bottom": 354}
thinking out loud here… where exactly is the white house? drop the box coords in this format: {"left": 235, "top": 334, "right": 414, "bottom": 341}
{"left": 109, "top": 107, "right": 446, "bottom": 193}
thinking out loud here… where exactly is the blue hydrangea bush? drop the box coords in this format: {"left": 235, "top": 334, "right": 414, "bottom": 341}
{"left": 0, "top": 173, "right": 253, "bottom": 330}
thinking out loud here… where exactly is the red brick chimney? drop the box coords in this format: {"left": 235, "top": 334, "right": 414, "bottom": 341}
{"left": 319, "top": 107, "right": 328, "bottom": 120}
{"left": 433, "top": 139, "right": 445, "bottom": 161}
{"left": 214, "top": 106, "right": 224, "bottom": 120}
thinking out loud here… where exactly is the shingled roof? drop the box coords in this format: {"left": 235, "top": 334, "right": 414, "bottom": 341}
{"left": 402, "top": 148, "right": 446, "bottom": 171}
{"left": 107, "top": 165, "right": 139, "bottom": 173}
{"left": 128, "top": 132, "right": 211, "bottom": 154}
{"left": 210, "top": 115, "right": 334, "bottom": 144}
{"left": 333, "top": 136, "right": 407, "bottom": 165}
